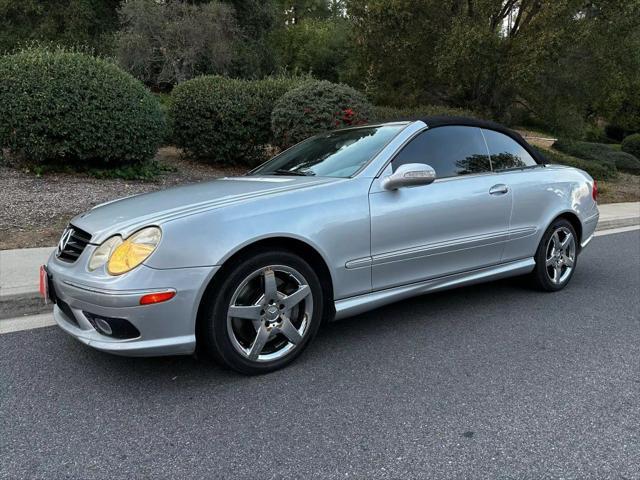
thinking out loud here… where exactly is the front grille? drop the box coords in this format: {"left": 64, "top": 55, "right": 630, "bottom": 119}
{"left": 56, "top": 225, "right": 92, "bottom": 263}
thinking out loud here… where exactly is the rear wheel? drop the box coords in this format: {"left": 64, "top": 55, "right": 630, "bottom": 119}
{"left": 199, "top": 250, "right": 323, "bottom": 375}
{"left": 531, "top": 218, "right": 578, "bottom": 291}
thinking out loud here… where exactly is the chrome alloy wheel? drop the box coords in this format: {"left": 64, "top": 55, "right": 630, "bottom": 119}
{"left": 545, "top": 226, "right": 576, "bottom": 285}
{"left": 226, "top": 265, "right": 313, "bottom": 362}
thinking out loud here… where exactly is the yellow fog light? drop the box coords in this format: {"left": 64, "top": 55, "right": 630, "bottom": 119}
{"left": 107, "top": 227, "right": 161, "bottom": 275}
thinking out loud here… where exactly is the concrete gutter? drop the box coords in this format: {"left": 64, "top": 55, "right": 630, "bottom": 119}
{"left": 596, "top": 202, "right": 640, "bottom": 231}
{"left": 0, "top": 202, "right": 638, "bottom": 304}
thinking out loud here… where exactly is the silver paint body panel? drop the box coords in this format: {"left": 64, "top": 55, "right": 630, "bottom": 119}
{"left": 47, "top": 121, "right": 599, "bottom": 356}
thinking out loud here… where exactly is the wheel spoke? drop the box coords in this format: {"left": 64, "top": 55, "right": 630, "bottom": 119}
{"left": 563, "top": 255, "right": 574, "bottom": 267}
{"left": 263, "top": 268, "right": 278, "bottom": 301}
{"left": 278, "top": 316, "right": 303, "bottom": 345}
{"left": 545, "top": 256, "right": 555, "bottom": 267}
{"left": 551, "top": 232, "right": 561, "bottom": 251}
{"left": 281, "top": 285, "right": 310, "bottom": 310}
{"left": 553, "top": 265, "right": 562, "bottom": 283}
{"left": 560, "top": 232, "right": 573, "bottom": 251}
{"left": 228, "top": 304, "right": 262, "bottom": 320}
{"left": 248, "top": 324, "right": 270, "bottom": 360}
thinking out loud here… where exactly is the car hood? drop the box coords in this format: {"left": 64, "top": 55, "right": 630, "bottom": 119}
{"left": 71, "top": 176, "right": 337, "bottom": 242}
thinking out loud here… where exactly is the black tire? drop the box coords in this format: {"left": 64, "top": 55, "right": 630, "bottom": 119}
{"left": 530, "top": 218, "right": 578, "bottom": 292}
{"left": 199, "top": 249, "right": 324, "bottom": 375}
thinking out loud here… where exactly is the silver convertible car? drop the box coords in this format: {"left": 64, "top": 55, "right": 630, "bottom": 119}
{"left": 43, "top": 117, "right": 599, "bottom": 374}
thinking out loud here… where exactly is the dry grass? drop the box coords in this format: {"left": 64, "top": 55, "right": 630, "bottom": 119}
{"left": 598, "top": 173, "right": 640, "bottom": 204}
{"left": 514, "top": 128, "right": 557, "bottom": 149}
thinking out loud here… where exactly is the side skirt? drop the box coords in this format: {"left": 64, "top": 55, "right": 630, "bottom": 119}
{"left": 333, "top": 258, "right": 535, "bottom": 321}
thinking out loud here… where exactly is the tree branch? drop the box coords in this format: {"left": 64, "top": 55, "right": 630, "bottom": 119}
{"left": 516, "top": 0, "right": 542, "bottom": 34}
{"left": 510, "top": 0, "right": 527, "bottom": 36}
{"left": 491, "top": 0, "right": 518, "bottom": 31}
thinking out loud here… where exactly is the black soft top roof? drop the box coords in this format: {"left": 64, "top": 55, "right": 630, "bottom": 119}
{"left": 418, "top": 115, "right": 547, "bottom": 165}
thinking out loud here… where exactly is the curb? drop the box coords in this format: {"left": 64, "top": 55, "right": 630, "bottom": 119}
{"left": 595, "top": 217, "right": 640, "bottom": 231}
{"left": 0, "top": 287, "right": 49, "bottom": 303}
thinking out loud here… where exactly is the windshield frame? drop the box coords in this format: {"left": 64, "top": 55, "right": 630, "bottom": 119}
{"left": 247, "top": 122, "right": 409, "bottom": 179}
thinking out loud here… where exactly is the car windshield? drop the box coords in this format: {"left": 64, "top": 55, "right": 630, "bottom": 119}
{"left": 250, "top": 125, "right": 405, "bottom": 178}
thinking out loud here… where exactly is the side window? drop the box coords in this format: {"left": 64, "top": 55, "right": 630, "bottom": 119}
{"left": 392, "top": 126, "right": 491, "bottom": 178}
{"left": 482, "top": 129, "right": 538, "bottom": 170}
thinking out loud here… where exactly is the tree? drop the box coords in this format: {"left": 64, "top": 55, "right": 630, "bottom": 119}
{"left": 345, "top": 0, "right": 640, "bottom": 135}
{"left": 115, "top": 0, "right": 237, "bottom": 88}
{"left": 0, "top": 0, "right": 121, "bottom": 54}
{"left": 276, "top": 0, "right": 341, "bottom": 23}
{"left": 270, "top": 17, "right": 351, "bottom": 82}
{"left": 220, "top": 0, "right": 279, "bottom": 77}
{"left": 345, "top": 0, "right": 451, "bottom": 106}
{"left": 579, "top": 1, "right": 640, "bottom": 135}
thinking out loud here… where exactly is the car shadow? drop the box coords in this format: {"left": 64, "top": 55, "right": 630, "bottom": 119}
{"left": 64, "top": 275, "right": 537, "bottom": 387}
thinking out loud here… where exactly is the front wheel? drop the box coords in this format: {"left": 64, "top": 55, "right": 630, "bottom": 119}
{"left": 530, "top": 218, "right": 578, "bottom": 291}
{"left": 199, "top": 250, "right": 323, "bottom": 375}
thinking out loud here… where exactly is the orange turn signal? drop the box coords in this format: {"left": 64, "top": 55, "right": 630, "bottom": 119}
{"left": 139, "top": 291, "right": 176, "bottom": 305}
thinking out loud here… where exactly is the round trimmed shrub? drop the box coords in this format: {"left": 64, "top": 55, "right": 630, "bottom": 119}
{"left": 554, "top": 138, "right": 640, "bottom": 174}
{"left": 532, "top": 146, "right": 618, "bottom": 180}
{"left": 251, "top": 76, "right": 312, "bottom": 145}
{"left": 271, "top": 80, "right": 373, "bottom": 148}
{"left": 170, "top": 75, "right": 306, "bottom": 165}
{"left": 0, "top": 47, "right": 165, "bottom": 167}
{"left": 621, "top": 133, "right": 640, "bottom": 160}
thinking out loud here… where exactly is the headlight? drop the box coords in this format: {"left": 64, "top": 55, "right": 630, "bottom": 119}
{"left": 88, "top": 236, "right": 123, "bottom": 271}
{"left": 107, "top": 227, "right": 162, "bottom": 275}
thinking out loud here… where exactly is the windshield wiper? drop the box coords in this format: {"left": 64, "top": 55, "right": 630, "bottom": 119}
{"left": 272, "top": 169, "right": 314, "bottom": 176}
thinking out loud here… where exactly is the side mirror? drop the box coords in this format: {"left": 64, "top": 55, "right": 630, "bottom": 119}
{"left": 382, "top": 163, "right": 436, "bottom": 190}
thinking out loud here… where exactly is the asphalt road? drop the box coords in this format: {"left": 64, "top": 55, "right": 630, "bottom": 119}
{"left": 1, "top": 231, "right": 639, "bottom": 480}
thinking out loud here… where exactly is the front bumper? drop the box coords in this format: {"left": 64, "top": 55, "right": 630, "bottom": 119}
{"left": 47, "top": 253, "right": 218, "bottom": 357}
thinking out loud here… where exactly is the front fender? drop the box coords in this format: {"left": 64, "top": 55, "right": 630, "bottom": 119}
{"left": 145, "top": 177, "right": 374, "bottom": 299}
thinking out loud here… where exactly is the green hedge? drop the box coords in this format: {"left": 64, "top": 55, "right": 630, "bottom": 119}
{"left": 621, "top": 133, "right": 640, "bottom": 160}
{"left": 171, "top": 75, "right": 306, "bottom": 165}
{"left": 0, "top": 47, "right": 165, "bottom": 167}
{"left": 271, "top": 80, "right": 373, "bottom": 148}
{"left": 583, "top": 125, "right": 615, "bottom": 144}
{"left": 532, "top": 146, "right": 617, "bottom": 180}
{"left": 370, "top": 104, "right": 480, "bottom": 123}
{"left": 248, "top": 76, "right": 312, "bottom": 146}
{"left": 553, "top": 139, "right": 640, "bottom": 174}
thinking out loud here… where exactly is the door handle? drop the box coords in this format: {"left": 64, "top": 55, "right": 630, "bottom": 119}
{"left": 489, "top": 184, "right": 509, "bottom": 195}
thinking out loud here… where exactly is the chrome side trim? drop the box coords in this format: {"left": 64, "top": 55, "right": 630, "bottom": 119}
{"left": 371, "top": 230, "right": 511, "bottom": 266}
{"left": 345, "top": 257, "right": 373, "bottom": 269}
{"left": 580, "top": 211, "right": 598, "bottom": 249}
{"left": 584, "top": 212, "right": 599, "bottom": 229}
{"left": 585, "top": 211, "right": 599, "bottom": 224}
{"left": 333, "top": 258, "right": 535, "bottom": 320}
{"left": 509, "top": 226, "right": 538, "bottom": 240}
{"left": 581, "top": 233, "right": 594, "bottom": 249}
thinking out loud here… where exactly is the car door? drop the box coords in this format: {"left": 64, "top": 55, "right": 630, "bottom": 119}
{"left": 368, "top": 125, "right": 513, "bottom": 291}
{"left": 481, "top": 128, "right": 549, "bottom": 262}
